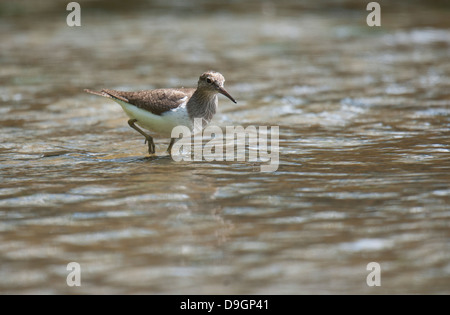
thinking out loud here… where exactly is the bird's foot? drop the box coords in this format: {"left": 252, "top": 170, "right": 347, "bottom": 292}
{"left": 147, "top": 138, "right": 156, "bottom": 155}
{"left": 166, "top": 138, "right": 175, "bottom": 156}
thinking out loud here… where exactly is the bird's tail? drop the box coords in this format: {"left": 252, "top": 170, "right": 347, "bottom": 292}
{"left": 84, "top": 89, "right": 111, "bottom": 98}
{"left": 84, "top": 89, "right": 129, "bottom": 102}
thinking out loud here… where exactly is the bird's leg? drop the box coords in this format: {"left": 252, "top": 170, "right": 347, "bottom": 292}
{"left": 127, "top": 119, "right": 155, "bottom": 154}
{"left": 167, "top": 138, "right": 176, "bottom": 155}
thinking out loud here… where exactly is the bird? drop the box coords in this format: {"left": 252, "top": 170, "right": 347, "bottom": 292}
{"left": 84, "top": 71, "right": 236, "bottom": 155}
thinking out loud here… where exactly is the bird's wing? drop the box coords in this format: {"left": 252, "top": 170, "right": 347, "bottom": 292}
{"left": 101, "top": 88, "right": 195, "bottom": 115}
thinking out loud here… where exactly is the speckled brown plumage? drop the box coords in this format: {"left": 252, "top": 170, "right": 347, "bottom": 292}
{"left": 100, "top": 88, "right": 195, "bottom": 116}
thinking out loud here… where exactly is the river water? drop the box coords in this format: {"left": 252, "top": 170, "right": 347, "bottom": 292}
{"left": 0, "top": 1, "right": 449, "bottom": 294}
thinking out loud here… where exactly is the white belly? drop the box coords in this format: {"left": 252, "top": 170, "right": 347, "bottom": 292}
{"left": 115, "top": 100, "right": 193, "bottom": 137}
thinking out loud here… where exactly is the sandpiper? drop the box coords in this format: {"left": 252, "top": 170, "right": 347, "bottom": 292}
{"left": 85, "top": 71, "right": 236, "bottom": 155}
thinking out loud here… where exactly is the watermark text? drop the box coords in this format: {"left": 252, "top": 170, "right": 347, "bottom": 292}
{"left": 66, "top": 2, "right": 81, "bottom": 27}
{"left": 171, "top": 119, "right": 279, "bottom": 172}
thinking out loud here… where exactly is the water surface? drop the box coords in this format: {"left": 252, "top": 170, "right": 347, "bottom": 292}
{"left": 0, "top": 0, "right": 449, "bottom": 294}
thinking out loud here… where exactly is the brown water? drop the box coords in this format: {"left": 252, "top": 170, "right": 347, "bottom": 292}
{"left": 0, "top": 0, "right": 449, "bottom": 294}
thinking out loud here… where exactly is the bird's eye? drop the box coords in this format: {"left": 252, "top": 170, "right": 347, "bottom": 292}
{"left": 206, "top": 78, "right": 212, "bottom": 84}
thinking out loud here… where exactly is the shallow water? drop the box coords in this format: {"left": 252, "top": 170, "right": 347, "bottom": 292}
{"left": 0, "top": 1, "right": 449, "bottom": 294}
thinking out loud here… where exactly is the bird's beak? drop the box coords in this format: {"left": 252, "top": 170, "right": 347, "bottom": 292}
{"left": 218, "top": 86, "right": 237, "bottom": 104}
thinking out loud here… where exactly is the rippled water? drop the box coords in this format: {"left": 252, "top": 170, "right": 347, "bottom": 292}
{"left": 1, "top": 1, "right": 449, "bottom": 294}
